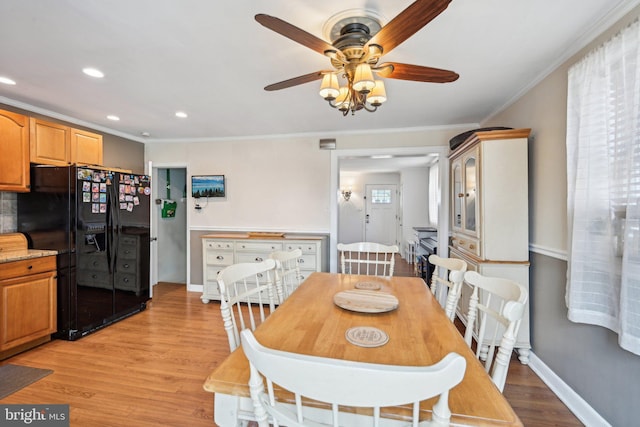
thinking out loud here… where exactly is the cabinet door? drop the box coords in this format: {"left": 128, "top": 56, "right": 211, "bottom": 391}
{"left": 0, "top": 110, "right": 30, "bottom": 192}
{"left": 462, "top": 148, "right": 479, "bottom": 236}
{"left": 0, "top": 271, "right": 57, "bottom": 351}
{"left": 30, "top": 118, "right": 71, "bottom": 166}
{"left": 71, "top": 128, "right": 103, "bottom": 165}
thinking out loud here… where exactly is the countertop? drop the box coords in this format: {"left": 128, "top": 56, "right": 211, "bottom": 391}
{"left": 0, "top": 249, "right": 58, "bottom": 264}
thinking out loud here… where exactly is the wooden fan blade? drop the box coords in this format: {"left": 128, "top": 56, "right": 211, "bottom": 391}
{"left": 378, "top": 62, "right": 459, "bottom": 83}
{"left": 255, "top": 14, "right": 337, "bottom": 56}
{"left": 264, "top": 71, "right": 328, "bottom": 91}
{"left": 366, "top": 0, "right": 452, "bottom": 55}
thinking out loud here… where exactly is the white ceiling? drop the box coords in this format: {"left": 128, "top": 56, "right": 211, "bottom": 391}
{"left": 0, "top": 0, "right": 638, "bottom": 145}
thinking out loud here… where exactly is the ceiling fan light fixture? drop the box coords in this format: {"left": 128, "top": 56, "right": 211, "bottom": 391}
{"left": 352, "top": 63, "right": 375, "bottom": 93}
{"left": 368, "top": 80, "right": 387, "bottom": 106}
{"left": 319, "top": 73, "right": 340, "bottom": 100}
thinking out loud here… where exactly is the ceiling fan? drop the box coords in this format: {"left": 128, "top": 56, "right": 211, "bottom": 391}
{"left": 255, "top": 0, "right": 458, "bottom": 116}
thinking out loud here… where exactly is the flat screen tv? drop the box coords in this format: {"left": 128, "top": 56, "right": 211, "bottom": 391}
{"left": 191, "top": 175, "right": 225, "bottom": 198}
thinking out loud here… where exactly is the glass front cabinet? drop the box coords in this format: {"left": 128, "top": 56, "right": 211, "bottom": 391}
{"left": 448, "top": 128, "right": 532, "bottom": 364}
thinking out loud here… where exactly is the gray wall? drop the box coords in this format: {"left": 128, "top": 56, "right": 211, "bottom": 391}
{"left": 103, "top": 133, "right": 145, "bottom": 174}
{"left": 484, "top": 5, "right": 640, "bottom": 426}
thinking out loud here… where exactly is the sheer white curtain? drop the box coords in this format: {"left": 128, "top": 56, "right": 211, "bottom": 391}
{"left": 566, "top": 19, "right": 640, "bottom": 356}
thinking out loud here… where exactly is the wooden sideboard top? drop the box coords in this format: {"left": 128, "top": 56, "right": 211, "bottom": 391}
{"left": 201, "top": 232, "right": 327, "bottom": 241}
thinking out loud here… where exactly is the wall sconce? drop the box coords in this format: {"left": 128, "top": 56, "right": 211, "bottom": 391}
{"left": 341, "top": 189, "right": 352, "bottom": 201}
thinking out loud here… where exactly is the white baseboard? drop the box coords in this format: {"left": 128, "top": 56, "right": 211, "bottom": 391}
{"left": 528, "top": 352, "right": 610, "bottom": 427}
{"left": 187, "top": 283, "right": 203, "bottom": 293}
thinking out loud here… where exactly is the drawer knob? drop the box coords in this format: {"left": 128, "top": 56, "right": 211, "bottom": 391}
{"left": 27, "top": 265, "right": 33, "bottom": 270}
{"left": 298, "top": 259, "right": 304, "bottom": 264}
{"left": 255, "top": 257, "right": 263, "bottom": 262}
{"left": 216, "top": 255, "right": 224, "bottom": 260}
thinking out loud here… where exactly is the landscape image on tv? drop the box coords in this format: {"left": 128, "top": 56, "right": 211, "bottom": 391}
{"left": 192, "top": 175, "right": 225, "bottom": 198}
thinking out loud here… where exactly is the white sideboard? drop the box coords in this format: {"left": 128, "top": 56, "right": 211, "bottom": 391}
{"left": 201, "top": 232, "right": 328, "bottom": 303}
{"left": 448, "top": 128, "right": 532, "bottom": 364}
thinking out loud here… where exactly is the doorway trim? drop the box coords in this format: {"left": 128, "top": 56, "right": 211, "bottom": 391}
{"left": 331, "top": 146, "right": 449, "bottom": 272}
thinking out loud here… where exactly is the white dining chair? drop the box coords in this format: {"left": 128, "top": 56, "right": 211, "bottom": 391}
{"left": 241, "top": 329, "right": 466, "bottom": 427}
{"left": 337, "top": 242, "right": 400, "bottom": 278}
{"left": 428, "top": 255, "right": 467, "bottom": 321}
{"left": 216, "top": 259, "right": 279, "bottom": 352}
{"left": 269, "top": 248, "right": 303, "bottom": 302}
{"left": 462, "top": 271, "right": 528, "bottom": 392}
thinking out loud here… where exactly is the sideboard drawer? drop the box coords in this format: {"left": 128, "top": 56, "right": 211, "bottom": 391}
{"left": 235, "top": 241, "right": 283, "bottom": 252}
{"left": 205, "top": 250, "right": 234, "bottom": 266}
{"left": 204, "top": 239, "right": 234, "bottom": 250}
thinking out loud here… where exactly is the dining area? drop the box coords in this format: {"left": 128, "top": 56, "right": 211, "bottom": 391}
{"left": 203, "top": 244, "right": 525, "bottom": 427}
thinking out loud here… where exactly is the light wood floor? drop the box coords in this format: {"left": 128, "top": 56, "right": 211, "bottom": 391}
{"left": 0, "top": 261, "right": 583, "bottom": 426}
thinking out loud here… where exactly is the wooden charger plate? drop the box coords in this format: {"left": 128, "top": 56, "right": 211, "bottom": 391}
{"left": 333, "top": 289, "right": 399, "bottom": 313}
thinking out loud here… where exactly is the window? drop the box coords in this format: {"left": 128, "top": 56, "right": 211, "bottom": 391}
{"left": 565, "top": 19, "right": 640, "bottom": 356}
{"left": 371, "top": 189, "right": 392, "bottom": 204}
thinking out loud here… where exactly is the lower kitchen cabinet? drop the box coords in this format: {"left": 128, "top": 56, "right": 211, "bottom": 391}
{"left": 0, "top": 255, "right": 57, "bottom": 359}
{"left": 201, "top": 232, "right": 328, "bottom": 303}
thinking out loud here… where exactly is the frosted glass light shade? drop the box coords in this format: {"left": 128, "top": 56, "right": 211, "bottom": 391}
{"left": 319, "top": 74, "right": 340, "bottom": 100}
{"left": 352, "top": 64, "right": 375, "bottom": 93}
{"left": 368, "top": 80, "right": 387, "bottom": 106}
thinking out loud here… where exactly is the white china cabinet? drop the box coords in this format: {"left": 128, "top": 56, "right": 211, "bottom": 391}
{"left": 449, "top": 128, "right": 532, "bottom": 363}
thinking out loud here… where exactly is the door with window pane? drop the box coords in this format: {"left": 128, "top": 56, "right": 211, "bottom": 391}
{"left": 364, "top": 184, "right": 397, "bottom": 245}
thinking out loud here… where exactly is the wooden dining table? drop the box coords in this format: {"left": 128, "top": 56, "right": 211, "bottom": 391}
{"left": 203, "top": 272, "right": 523, "bottom": 427}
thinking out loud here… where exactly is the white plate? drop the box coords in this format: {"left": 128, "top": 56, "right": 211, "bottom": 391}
{"left": 345, "top": 326, "right": 389, "bottom": 347}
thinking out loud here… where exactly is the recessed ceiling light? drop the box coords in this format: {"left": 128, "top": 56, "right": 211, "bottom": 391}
{"left": 107, "top": 115, "right": 120, "bottom": 121}
{"left": 371, "top": 155, "right": 393, "bottom": 159}
{"left": 0, "top": 76, "right": 16, "bottom": 85}
{"left": 82, "top": 67, "right": 104, "bottom": 78}
{"left": 175, "top": 111, "right": 188, "bottom": 118}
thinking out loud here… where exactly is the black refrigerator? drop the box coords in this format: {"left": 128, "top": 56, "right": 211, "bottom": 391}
{"left": 17, "top": 165, "right": 151, "bottom": 340}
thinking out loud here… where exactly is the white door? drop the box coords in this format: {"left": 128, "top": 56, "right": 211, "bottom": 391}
{"left": 364, "top": 184, "right": 397, "bottom": 245}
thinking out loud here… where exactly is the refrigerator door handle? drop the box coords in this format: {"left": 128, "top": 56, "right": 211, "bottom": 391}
{"left": 106, "top": 187, "right": 115, "bottom": 273}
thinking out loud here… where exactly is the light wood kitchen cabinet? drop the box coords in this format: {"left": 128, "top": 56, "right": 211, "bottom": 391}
{"left": 0, "top": 109, "right": 30, "bottom": 192}
{"left": 71, "top": 127, "right": 103, "bottom": 165}
{"left": 30, "top": 117, "right": 103, "bottom": 166}
{"left": 449, "top": 128, "right": 532, "bottom": 363}
{"left": 30, "top": 118, "right": 70, "bottom": 166}
{"left": 0, "top": 255, "right": 57, "bottom": 359}
{"left": 201, "top": 232, "right": 328, "bottom": 303}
